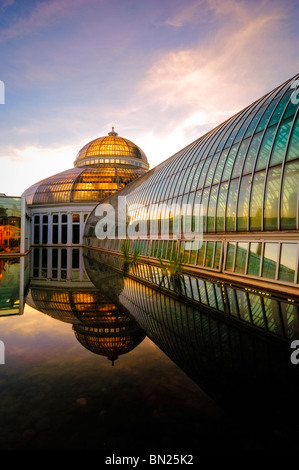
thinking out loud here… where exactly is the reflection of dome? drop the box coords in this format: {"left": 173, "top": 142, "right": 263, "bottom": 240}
{"left": 27, "top": 285, "right": 146, "bottom": 364}
{"left": 73, "top": 314, "right": 146, "bottom": 365}
{"left": 22, "top": 127, "right": 149, "bottom": 206}
{"left": 75, "top": 127, "right": 149, "bottom": 169}
{"left": 27, "top": 288, "right": 124, "bottom": 325}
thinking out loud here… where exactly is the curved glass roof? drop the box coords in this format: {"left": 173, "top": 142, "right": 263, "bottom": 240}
{"left": 85, "top": 75, "right": 299, "bottom": 289}
{"left": 86, "top": 73, "right": 299, "bottom": 236}
{"left": 22, "top": 165, "right": 146, "bottom": 205}
{"left": 22, "top": 127, "right": 149, "bottom": 206}
{"left": 74, "top": 127, "right": 149, "bottom": 169}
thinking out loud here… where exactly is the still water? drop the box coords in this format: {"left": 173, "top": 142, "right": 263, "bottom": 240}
{"left": 1, "top": 248, "right": 299, "bottom": 452}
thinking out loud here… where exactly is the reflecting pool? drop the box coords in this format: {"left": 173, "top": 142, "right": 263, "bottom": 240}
{"left": 0, "top": 248, "right": 299, "bottom": 452}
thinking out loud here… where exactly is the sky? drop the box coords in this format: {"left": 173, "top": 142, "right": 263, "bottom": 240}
{"left": 0, "top": 0, "right": 298, "bottom": 196}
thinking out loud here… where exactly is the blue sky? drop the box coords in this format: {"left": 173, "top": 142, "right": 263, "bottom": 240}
{"left": 0, "top": 0, "right": 299, "bottom": 196}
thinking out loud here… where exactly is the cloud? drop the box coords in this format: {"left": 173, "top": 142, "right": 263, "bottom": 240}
{"left": 0, "top": 0, "right": 91, "bottom": 43}
{"left": 164, "top": 0, "right": 204, "bottom": 27}
{"left": 0, "top": 143, "right": 78, "bottom": 196}
{"left": 137, "top": 0, "right": 296, "bottom": 154}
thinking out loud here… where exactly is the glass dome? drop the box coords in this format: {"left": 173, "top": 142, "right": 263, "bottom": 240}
{"left": 22, "top": 166, "right": 146, "bottom": 205}
{"left": 22, "top": 127, "right": 149, "bottom": 206}
{"left": 74, "top": 127, "right": 149, "bottom": 170}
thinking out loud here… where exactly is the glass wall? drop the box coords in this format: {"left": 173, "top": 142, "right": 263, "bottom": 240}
{"left": 0, "top": 197, "right": 22, "bottom": 253}
{"left": 85, "top": 74, "right": 299, "bottom": 288}
{"left": 23, "top": 166, "right": 147, "bottom": 206}
{"left": 31, "top": 210, "right": 91, "bottom": 246}
{"left": 31, "top": 247, "right": 88, "bottom": 281}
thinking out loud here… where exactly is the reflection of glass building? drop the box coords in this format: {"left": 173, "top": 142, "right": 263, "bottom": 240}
{"left": 0, "top": 195, "right": 30, "bottom": 315}
{"left": 83, "top": 247, "right": 299, "bottom": 429}
{"left": 22, "top": 128, "right": 149, "bottom": 247}
{"left": 0, "top": 196, "right": 30, "bottom": 254}
{"left": 85, "top": 75, "right": 299, "bottom": 293}
{"left": 27, "top": 247, "right": 146, "bottom": 363}
{"left": 0, "top": 256, "right": 30, "bottom": 316}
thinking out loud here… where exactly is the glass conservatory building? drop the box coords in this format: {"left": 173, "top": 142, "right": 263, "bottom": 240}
{"left": 22, "top": 128, "right": 149, "bottom": 247}
{"left": 85, "top": 74, "right": 299, "bottom": 294}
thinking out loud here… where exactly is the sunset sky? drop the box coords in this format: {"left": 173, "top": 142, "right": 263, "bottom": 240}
{"left": 0, "top": 0, "right": 298, "bottom": 196}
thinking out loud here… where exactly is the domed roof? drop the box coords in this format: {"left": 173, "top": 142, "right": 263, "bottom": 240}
{"left": 22, "top": 166, "right": 146, "bottom": 206}
{"left": 22, "top": 127, "right": 149, "bottom": 206}
{"left": 74, "top": 127, "right": 149, "bottom": 170}
{"left": 27, "top": 285, "right": 146, "bottom": 364}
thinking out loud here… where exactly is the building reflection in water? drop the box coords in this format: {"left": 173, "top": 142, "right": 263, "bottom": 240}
{"left": 0, "top": 255, "right": 29, "bottom": 316}
{"left": 3, "top": 245, "right": 299, "bottom": 440}
{"left": 27, "top": 247, "right": 146, "bottom": 365}
{"left": 83, "top": 247, "right": 299, "bottom": 435}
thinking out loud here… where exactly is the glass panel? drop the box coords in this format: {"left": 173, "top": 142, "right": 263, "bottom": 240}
{"left": 263, "top": 298, "right": 283, "bottom": 335}
{"left": 278, "top": 243, "right": 297, "bottom": 283}
{"left": 197, "top": 158, "right": 211, "bottom": 189}
{"left": 237, "top": 175, "right": 251, "bottom": 231}
{"left": 222, "top": 145, "right": 238, "bottom": 181}
{"left": 269, "top": 117, "right": 292, "bottom": 166}
{"left": 34, "top": 221, "right": 40, "bottom": 245}
{"left": 216, "top": 183, "right": 227, "bottom": 232}
{"left": 72, "top": 249, "right": 80, "bottom": 269}
{"left": 245, "top": 100, "right": 268, "bottom": 137}
{"left": 207, "top": 185, "right": 218, "bottom": 232}
{"left": 280, "top": 161, "right": 299, "bottom": 229}
{"left": 61, "top": 249, "right": 67, "bottom": 269}
{"left": 201, "top": 188, "right": 209, "bottom": 232}
{"left": 61, "top": 224, "right": 67, "bottom": 244}
{"left": 0, "top": 197, "right": 22, "bottom": 253}
{"left": 226, "top": 178, "right": 239, "bottom": 231}
{"left": 197, "top": 279, "right": 207, "bottom": 304}
{"left": 264, "top": 166, "right": 281, "bottom": 230}
{"left": 214, "top": 241, "right": 222, "bottom": 269}
{"left": 206, "top": 283, "right": 216, "bottom": 308}
{"left": 281, "top": 302, "right": 298, "bottom": 339}
{"left": 52, "top": 249, "right": 58, "bottom": 268}
{"left": 189, "top": 241, "right": 198, "bottom": 264}
{"left": 205, "top": 241, "right": 214, "bottom": 267}
{"left": 247, "top": 242, "right": 262, "bottom": 276}
{"left": 215, "top": 285, "right": 224, "bottom": 311}
{"left": 235, "top": 242, "right": 248, "bottom": 274}
{"left": 72, "top": 225, "right": 80, "bottom": 244}
{"left": 232, "top": 138, "right": 250, "bottom": 178}
{"left": 236, "top": 290, "right": 250, "bottom": 322}
{"left": 52, "top": 224, "right": 58, "bottom": 244}
{"left": 268, "top": 89, "right": 293, "bottom": 127}
{"left": 226, "top": 287, "right": 238, "bottom": 316}
{"left": 205, "top": 154, "right": 219, "bottom": 186}
{"left": 249, "top": 171, "right": 265, "bottom": 231}
{"left": 243, "top": 132, "right": 262, "bottom": 175}
{"left": 262, "top": 243, "right": 278, "bottom": 279}
{"left": 225, "top": 242, "right": 235, "bottom": 271}
{"left": 42, "top": 223, "right": 48, "bottom": 244}
{"left": 286, "top": 115, "right": 299, "bottom": 161}
{"left": 255, "top": 127, "right": 276, "bottom": 171}
{"left": 256, "top": 97, "right": 280, "bottom": 133}
{"left": 197, "top": 241, "right": 206, "bottom": 266}
{"left": 212, "top": 150, "right": 227, "bottom": 184}
{"left": 248, "top": 293, "right": 265, "bottom": 329}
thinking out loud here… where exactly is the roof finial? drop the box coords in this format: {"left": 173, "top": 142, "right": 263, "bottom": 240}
{"left": 108, "top": 126, "right": 118, "bottom": 136}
